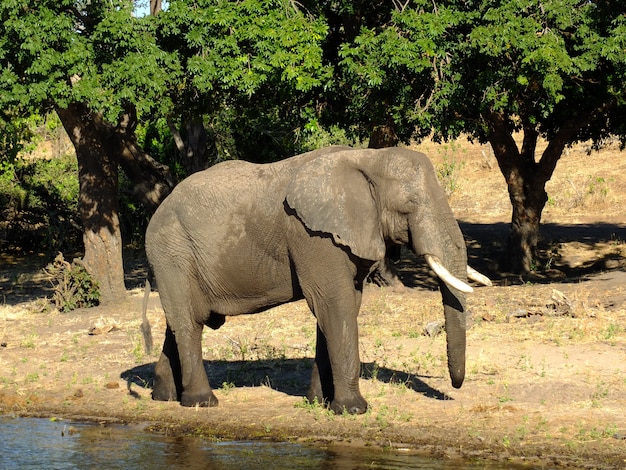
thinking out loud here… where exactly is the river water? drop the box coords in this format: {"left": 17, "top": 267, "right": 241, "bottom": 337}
{"left": 0, "top": 416, "right": 538, "bottom": 469}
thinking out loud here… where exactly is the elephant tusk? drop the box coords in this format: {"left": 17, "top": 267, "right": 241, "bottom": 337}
{"left": 467, "top": 266, "right": 492, "bottom": 286}
{"left": 424, "top": 254, "right": 474, "bottom": 294}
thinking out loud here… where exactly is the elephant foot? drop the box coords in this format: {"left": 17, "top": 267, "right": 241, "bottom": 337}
{"left": 307, "top": 384, "right": 367, "bottom": 415}
{"left": 330, "top": 395, "right": 368, "bottom": 415}
{"left": 305, "top": 389, "right": 328, "bottom": 408}
{"left": 152, "top": 375, "right": 179, "bottom": 402}
{"left": 181, "top": 390, "right": 219, "bottom": 407}
{"left": 152, "top": 387, "right": 178, "bottom": 402}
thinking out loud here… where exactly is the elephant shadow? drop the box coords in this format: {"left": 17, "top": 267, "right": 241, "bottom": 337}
{"left": 120, "top": 359, "right": 451, "bottom": 401}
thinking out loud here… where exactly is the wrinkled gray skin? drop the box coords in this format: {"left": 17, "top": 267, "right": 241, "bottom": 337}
{"left": 146, "top": 147, "right": 469, "bottom": 414}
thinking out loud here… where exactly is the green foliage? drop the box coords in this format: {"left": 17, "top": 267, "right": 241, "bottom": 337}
{"left": 0, "top": 115, "right": 33, "bottom": 165}
{"left": 154, "top": 0, "right": 334, "bottom": 164}
{"left": 0, "top": 152, "right": 80, "bottom": 252}
{"left": 136, "top": 118, "right": 184, "bottom": 177}
{"left": 436, "top": 150, "right": 464, "bottom": 197}
{"left": 336, "top": 1, "right": 460, "bottom": 142}
{"left": 3, "top": 0, "right": 626, "bottom": 155}
{"left": 296, "top": 121, "right": 355, "bottom": 154}
{"left": 0, "top": 159, "right": 26, "bottom": 210}
{"left": 444, "top": 0, "right": 626, "bottom": 144}
{"left": 0, "top": 0, "right": 175, "bottom": 121}
{"left": 161, "top": 0, "right": 330, "bottom": 96}
{"left": 28, "top": 156, "right": 80, "bottom": 208}
{"left": 2, "top": 0, "right": 626, "bottom": 266}
{"left": 316, "top": 0, "right": 626, "bottom": 148}
{"left": 45, "top": 253, "right": 100, "bottom": 312}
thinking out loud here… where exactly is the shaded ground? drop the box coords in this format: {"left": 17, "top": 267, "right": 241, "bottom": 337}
{"left": 1, "top": 139, "right": 626, "bottom": 468}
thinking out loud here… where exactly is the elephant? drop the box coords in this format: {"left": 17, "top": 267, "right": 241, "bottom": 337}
{"left": 145, "top": 146, "right": 490, "bottom": 414}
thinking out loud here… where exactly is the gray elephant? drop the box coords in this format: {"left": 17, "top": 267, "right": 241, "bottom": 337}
{"left": 145, "top": 146, "right": 489, "bottom": 414}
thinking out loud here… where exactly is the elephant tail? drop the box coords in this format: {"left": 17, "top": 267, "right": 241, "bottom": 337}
{"left": 141, "top": 270, "right": 154, "bottom": 355}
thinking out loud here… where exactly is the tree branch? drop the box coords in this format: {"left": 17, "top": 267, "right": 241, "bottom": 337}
{"left": 538, "top": 99, "right": 616, "bottom": 183}
{"left": 150, "top": 0, "right": 162, "bottom": 16}
{"left": 115, "top": 106, "right": 175, "bottom": 211}
{"left": 484, "top": 111, "right": 521, "bottom": 179}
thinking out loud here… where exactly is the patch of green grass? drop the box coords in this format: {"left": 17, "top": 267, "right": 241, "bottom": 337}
{"left": 591, "top": 380, "right": 609, "bottom": 407}
{"left": 21, "top": 334, "right": 38, "bottom": 349}
{"left": 131, "top": 338, "right": 144, "bottom": 361}
{"left": 576, "top": 423, "right": 617, "bottom": 441}
{"left": 220, "top": 381, "right": 236, "bottom": 394}
{"left": 436, "top": 142, "right": 466, "bottom": 196}
{"left": 603, "top": 322, "right": 623, "bottom": 342}
{"left": 375, "top": 405, "right": 390, "bottom": 429}
{"left": 294, "top": 396, "right": 334, "bottom": 420}
{"left": 25, "top": 373, "right": 40, "bottom": 383}
{"left": 497, "top": 383, "right": 514, "bottom": 404}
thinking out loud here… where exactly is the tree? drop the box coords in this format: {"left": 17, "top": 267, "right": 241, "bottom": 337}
{"left": 0, "top": 1, "right": 175, "bottom": 302}
{"left": 155, "top": 0, "right": 332, "bottom": 168}
{"left": 150, "top": 0, "right": 162, "bottom": 16}
{"left": 0, "top": 0, "right": 330, "bottom": 302}
{"left": 326, "top": 0, "right": 626, "bottom": 273}
{"left": 444, "top": 0, "right": 626, "bottom": 273}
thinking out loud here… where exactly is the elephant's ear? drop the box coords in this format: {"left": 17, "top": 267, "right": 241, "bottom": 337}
{"left": 285, "top": 153, "right": 386, "bottom": 261}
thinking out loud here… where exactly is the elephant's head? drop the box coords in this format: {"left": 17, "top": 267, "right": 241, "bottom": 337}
{"left": 286, "top": 147, "right": 489, "bottom": 389}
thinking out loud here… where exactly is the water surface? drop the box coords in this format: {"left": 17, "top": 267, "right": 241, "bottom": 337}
{"left": 0, "top": 416, "right": 539, "bottom": 469}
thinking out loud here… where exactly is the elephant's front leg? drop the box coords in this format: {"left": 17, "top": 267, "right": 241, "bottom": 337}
{"left": 309, "top": 294, "right": 367, "bottom": 415}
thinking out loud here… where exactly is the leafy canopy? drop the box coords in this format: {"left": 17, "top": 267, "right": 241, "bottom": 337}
{"left": 156, "top": 0, "right": 332, "bottom": 160}
{"left": 160, "top": 0, "right": 329, "bottom": 95}
{"left": 0, "top": 0, "right": 332, "bottom": 161}
{"left": 0, "top": 1, "right": 175, "bottom": 121}
{"left": 330, "top": 0, "right": 626, "bottom": 146}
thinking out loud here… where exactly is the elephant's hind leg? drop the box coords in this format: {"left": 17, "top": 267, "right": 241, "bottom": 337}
{"left": 152, "top": 323, "right": 218, "bottom": 407}
{"left": 153, "top": 266, "right": 218, "bottom": 407}
{"left": 177, "top": 320, "right": 218, "bottom": 407}
{"left": 153, "top": 325, "right": 181, "bottom": 401}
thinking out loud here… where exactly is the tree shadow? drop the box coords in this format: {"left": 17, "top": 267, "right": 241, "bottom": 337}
{"left": 386, "top": 221, "right": 626, "bottom": 289}
{"left": 461, "top": 221, "right": 626, "bottom": 284}
{"left": 120, "top": 358, "right": 451, "bottom": 402}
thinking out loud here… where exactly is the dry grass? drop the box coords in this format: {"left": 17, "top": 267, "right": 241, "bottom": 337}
{"left": 412, "top": 135, "right": 626, "bottom": 224}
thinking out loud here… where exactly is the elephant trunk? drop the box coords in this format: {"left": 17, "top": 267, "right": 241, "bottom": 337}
{"left": 410, "top": 212, "right": 468, "bottom": 389}
{"left": 440, "top": 282, "right": 467, "bottom": 388}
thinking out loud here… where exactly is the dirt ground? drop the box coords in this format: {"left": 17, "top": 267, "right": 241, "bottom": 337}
{"left": 1, "top": 139, "right": 625, "bottom": 468}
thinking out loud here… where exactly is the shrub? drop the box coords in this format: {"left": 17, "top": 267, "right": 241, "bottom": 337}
{"left": 45, "top": 253, "right": 100, "bottom": 312}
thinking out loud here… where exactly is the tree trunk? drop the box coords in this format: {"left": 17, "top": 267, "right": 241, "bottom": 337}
{"left": 502, "top": 162, "right": 548, "bottom": 273}
{"left": 56, "top": 103, "right": 127, "bottom": 304}
{"left": 184, "top": 118, "right": 209, "bottom": 174}
{"left": 487, "top": 114, "right": 570, "bottom": 273}
{"left": 116, "top": 107, "right": 175, "bottom": 212}
{"left": 150, "top": 0, "right": 162, "bottom": 16}
{"left": 168, "top": 118, "right": 209, "bottom": 176}
{"left": 368, "top": 121, "right": 399, "bottom": 149}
